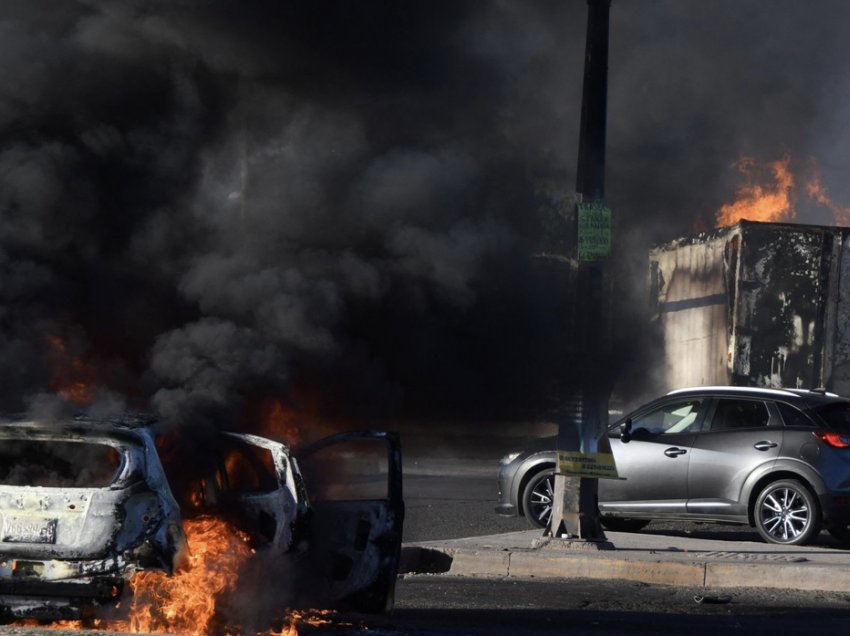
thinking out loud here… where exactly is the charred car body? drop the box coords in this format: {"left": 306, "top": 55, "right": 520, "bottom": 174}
{"left": 192, "top": 429, "right": 405, "bottom": 614}
{"left": 0, "top": 415, "right": 403, "bottom": 621}
{"left": 0, "top": 417, "right": 186, "bottom": 620}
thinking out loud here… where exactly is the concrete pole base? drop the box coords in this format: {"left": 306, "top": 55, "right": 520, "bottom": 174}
{"left": 532, "top": 535, "right": 615, "bottom": 551}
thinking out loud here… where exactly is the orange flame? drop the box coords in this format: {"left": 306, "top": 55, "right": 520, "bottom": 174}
{"left": 716, "top": 155, "right": 795, "bottom": 227}
{"left": 805, "top": 165, "right": 850, "bottom": 226}
{"left": 41, "top": 517, "right": 349, "bottom": 635}
{"left": 258, "top": 398, "right": 301, "bottom": 445}
{"left": 43, "top": 517, "right": 256, "bottom": 634}
{"left": 45, "top": 335, "right": 98, "bottom": 406}
{"left": 715, "top": 155, "right": 850, "bottom": 229}
{"left": 263, "top": 610, "right": 342, "bottom": 635}
{"left": 120, "top": 516, "right": 255, "bottom": 635}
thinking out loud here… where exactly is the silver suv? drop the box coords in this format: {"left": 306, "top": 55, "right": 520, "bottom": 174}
{"left": 496, "top": 387, "right": 850, "bottom": 545}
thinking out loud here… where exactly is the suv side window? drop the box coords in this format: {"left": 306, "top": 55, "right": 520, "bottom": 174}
{"left": 630, "top": 400, "right": 703, "bottom": 435}
{"left": 776, "top": 401, "right": 816, "bottom": 427}
{"left": 709, "top": 399, "right": 770, "bottom": 431}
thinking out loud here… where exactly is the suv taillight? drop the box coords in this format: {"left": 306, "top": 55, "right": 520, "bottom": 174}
{"left": 814, "top": 431, "right": 850, "bottom": 448}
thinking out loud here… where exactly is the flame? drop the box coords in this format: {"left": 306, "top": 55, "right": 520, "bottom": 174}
{"left": 45, "top": 335, "right": 98, "bottom": 406}
{"left": 40, "top": 517, "right": 349, "bottom": 635}
{"left": 263, "top": 610, "right": 343, "bottom": 635}
{"left": 715, "top": 155, "right": 850, "bottom": 228}
{"left": 805, "top": 165, "right": 850, "bottom": 225}
{"left": 119, "top": 516, "right": 255, "bottom": 635}
{"left": 257, "top": 397, "right": 301, "bottom": 445}
{"left": 716, "top": 155, "right": 795, "bottom": 227}
{"left": 41, "top": 517, "right": 256, "bottom": 634}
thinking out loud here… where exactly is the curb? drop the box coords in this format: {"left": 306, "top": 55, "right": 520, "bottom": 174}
{"left": 400, "top": 545, "right": 850, "bottom": 593}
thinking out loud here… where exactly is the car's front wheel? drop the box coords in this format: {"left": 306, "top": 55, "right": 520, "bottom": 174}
{"left": 522, "top": 468, "right": 554, "bottom": 529}
{"left": 753, "top": 479, "right": 820, "bottom": 545}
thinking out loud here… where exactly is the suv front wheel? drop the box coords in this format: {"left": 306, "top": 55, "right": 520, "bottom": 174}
{"left": 522, "top": 469, "right": 554, "bottom": 529}
{"left": 754, "top": 479, "right": 820, "bottom": 545}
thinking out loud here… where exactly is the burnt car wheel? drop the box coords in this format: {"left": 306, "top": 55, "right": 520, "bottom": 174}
{"left": 522, "top": 468, "right": 554, "bottom": 529}
{"left": 600, "top": 517, "right": 650, "bottom": 533}
{"left": 754, "top": 479, "right": 820, "bottom": 545}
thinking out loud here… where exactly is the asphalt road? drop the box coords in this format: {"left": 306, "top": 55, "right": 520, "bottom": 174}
{"left": 403, "top": 456, "right": 528, "bottom": 542}
{"left": 5, "top": 577, "right": 850, "bottom": 636}
{"left": 402, "top": 427, "right": 548, "bottom": 542}
{"left": 381, "top": 577, "right": 850, "bottom": 635}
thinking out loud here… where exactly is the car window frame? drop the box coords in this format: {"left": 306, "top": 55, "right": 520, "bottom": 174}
{"left": 608, "top": 396, "right": 710, "bottom": 438}
{"left": 775, "top": 400, "right": 818, "bottom": 428}
{"left": 701, "top": 397, "right": 780, "bottom": 433}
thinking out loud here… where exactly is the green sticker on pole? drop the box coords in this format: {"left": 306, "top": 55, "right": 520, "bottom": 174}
{"left": 577, "top": 202, "right": 611, "bottom": 262}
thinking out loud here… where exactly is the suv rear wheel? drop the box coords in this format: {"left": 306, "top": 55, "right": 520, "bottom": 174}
{"left": 754, "top": 479, "right": 820, "bottom": 545}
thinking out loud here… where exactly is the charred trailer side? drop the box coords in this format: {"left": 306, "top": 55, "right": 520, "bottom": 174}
{"left": 649, "top": 220, "right": 850, "bottom": 393}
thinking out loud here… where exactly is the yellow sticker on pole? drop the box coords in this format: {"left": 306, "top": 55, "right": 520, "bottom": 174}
{"left": 557, "top": 450, "right": 619, "bottom": 479}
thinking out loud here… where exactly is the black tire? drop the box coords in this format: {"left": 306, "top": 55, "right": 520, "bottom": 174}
{"left": 600, "top": 517, "right": 650, "bottom": 533}
{"left": 522, "top": 468, "right": 554, "bottom": 529}
{"left": 753, "top": 479, "right": 820, "bottom": 545}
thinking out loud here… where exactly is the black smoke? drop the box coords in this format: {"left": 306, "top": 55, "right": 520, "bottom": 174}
{"left": 1, "top": 0, "right": 848, "bottom": 429}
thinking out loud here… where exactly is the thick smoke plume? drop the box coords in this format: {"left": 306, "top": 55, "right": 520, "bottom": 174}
{"left": 1, "top": 1, "right": 849, "bottom": 431}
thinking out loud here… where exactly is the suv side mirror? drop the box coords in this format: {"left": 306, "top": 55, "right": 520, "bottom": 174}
{"left": 620, "top": 419, "right": 632, "bottom": 444}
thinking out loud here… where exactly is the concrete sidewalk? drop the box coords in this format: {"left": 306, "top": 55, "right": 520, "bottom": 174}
{"left": 400, "top": 529, "right": 850, "bottom": 592}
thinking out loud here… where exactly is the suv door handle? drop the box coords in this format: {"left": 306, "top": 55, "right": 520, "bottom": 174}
{"left": 754, "top": 441, "right": 778, "bottom": 451}
{"left": 664, "top": 447, "right": 687, "bottom": 457}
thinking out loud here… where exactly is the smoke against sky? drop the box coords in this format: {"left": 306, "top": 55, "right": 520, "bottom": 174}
{"left": 1, "top": 1, "right": 849, "bottom": 429}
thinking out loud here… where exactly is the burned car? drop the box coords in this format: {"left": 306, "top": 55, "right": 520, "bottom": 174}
{"left": 189, "top": 429, "right": 405, "bottom": 614}
{"left": 0, "top": 415, "right": 404, "bottom": 621}
{"left": 0, "top": 416, "right": 186, "bottom": 621}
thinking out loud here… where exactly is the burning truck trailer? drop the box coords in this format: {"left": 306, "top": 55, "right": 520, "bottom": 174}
{"left": 0, "top": 414, "right": 404, "bottom": 631}
{"left": 650, "top": 220, "right": 850, "bottom": 393}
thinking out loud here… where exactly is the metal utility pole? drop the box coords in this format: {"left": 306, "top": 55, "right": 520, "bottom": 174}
{"left": 547, "top": 0, "right": 614, "bottom": 542}
{"left": 575, "top": 0, "right": 609, "bottom": 203}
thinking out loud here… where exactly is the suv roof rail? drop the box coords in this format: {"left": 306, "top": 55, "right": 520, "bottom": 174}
{"left": 803, "top": 387, "right": 840, "bottom": 397}
{"left": 666, "top": 386, "right": 801, "bottom": 398}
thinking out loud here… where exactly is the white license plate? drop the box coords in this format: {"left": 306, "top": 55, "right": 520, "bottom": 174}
{"left": 1, "top": 517, "right": 58, "bottom": 544}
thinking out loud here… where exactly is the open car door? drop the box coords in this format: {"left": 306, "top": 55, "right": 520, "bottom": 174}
{"left": 295, "top": 431, "right": 404, "bottom": 613}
